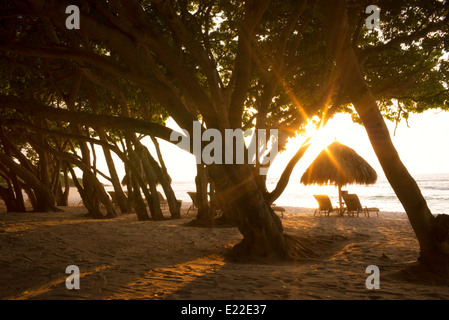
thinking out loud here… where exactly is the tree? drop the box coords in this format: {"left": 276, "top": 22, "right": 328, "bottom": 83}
{"left": 0, "top": 18, "right": 178, "bottom": 218}
{"left": 0, "top": 0, "right": 448, "bottom": 263}
{"left": 320, "top": 0, "right": 449, "bottom": 270}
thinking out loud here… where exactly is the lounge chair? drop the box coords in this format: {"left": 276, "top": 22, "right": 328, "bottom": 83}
{"left": 313, "top": 194, "right": 339, "bottom": 216}
{"left": 187, "top": 191, "right": 198, "bottom": 214}
{"left": 342, "top": 193, "right": 380, "bottom": 217}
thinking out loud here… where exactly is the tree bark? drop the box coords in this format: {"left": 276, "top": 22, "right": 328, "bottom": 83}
{"left": 45, "top": 147, "right": 117, "bottom": 219}
{"left": 61, "top": 163, "right": 70, "bottom": 205}
{"left": 97, "top": 127, "right": 131, "bottom": 214}
{"left": 0, "top": 152, "right": 58, "bottom": 212}
{"left": 321, "top": 0, "right": 447, "bottom": 265}
{"left": 132, "top": 139, "right": 165, "bottom": 220}
{"left": 54, "top": 179, "right": 68, "bottom": 206}
{"left": 186, "top": 164, "right": 215, "bottom": 227}
{"left": 267, "top": 138, "right": 311, "bottom": 204}
{"left": 126, "top": 142, "right": 152, "bottom": 221}
{"left": 207, "top": 163, "right": 310, "bottom": 260}
{"left": 150, "top": 137, "right": 181, "bottom": 219}
{"left": 0, "top": 185, "right": 21, "bottom": 212}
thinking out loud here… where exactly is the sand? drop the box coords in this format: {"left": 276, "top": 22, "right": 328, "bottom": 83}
{"left": 1, "top": 201, "right": 448, "bottom": 301}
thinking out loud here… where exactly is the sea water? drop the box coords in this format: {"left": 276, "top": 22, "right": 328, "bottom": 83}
{"left": 170, "top": 173, "right": 449, "bottom": 214}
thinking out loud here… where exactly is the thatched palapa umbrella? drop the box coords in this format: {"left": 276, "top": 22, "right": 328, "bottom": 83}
{"left": 300, "top": 141, "right": 377, "bottom": 215}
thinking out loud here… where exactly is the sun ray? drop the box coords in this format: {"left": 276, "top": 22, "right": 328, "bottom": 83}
{"left": 106, "top": 254, "right": 226, "bottom": 299}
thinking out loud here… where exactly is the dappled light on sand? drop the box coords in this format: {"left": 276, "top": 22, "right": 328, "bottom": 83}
{"left": 106, "top": 255, "right": 226, "bottom": 299}
{"left": 1, "top": 206, "right": 449, "bottom": 300}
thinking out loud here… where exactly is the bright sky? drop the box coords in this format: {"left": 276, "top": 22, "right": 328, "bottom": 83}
{"left": 98, "top": 109, "right": 449, "bottom": 184}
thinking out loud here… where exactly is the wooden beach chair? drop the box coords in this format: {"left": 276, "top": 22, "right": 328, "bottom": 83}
{"left": 342, "top": 193, "right": 380, "bottom": 217}
{"left": 313, "top": 194, "right": 338, "bottom": 216}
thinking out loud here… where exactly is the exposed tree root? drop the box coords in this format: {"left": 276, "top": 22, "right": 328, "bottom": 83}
{"left": 183, "top": 217, "right": 215, "bottom": 228}
{"left": 282, "top": 233, "right": 349, "bottom": 261}
{"left": 184, "top": 215, "right": 237, "bottom": 228}
{"left": 227, "top": 233, "right": 349, "bottom": 263}
{"left": 213, "top": 215, "right": 237, "bottom": 228}
{"left": 385, "top": 259, "right": 449, "bottom": 286}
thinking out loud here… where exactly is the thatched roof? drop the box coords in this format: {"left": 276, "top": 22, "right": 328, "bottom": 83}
{"left": 300, "top": 141, "right": 377, "bottom": 187}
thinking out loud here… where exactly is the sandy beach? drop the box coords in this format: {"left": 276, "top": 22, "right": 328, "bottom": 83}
{"left": 1, "top": 198, "right": 449, "bottom": 301}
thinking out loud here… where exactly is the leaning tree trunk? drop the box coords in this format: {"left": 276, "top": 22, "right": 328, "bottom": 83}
{"left": 125, "top": 143, "right": 152, "bottom": 221}
{"left": 64, "top": 70, "right": 103, "bottom": 217}
{"left": 0, "top": 152, "right": 58, "bottom": 212}
{"left": 60, "top": 163, "right": 71, "bottom": 206}
{"left": 267, "top": 138, "right": 311, "bottom": 204}
{"left": 321, "top": 0, "right": 448, "bottom": 268}
{"left": 51, "top": 160, "right": 69, "bottom": 206}
{"left": 146, "top": 139, "right": 181, "bottom": 219}
{"left": 97, "top": 127, "right": 131, "bottom": 214}
{"left": 132, "top": 139, "right": 164, "bottom": 220}
{"left": 0, "top": 185, "right": 21, "bottom": 212}
{"left": 5, "top": 168, "right": 26, "bottom": 212}
{"left": 187, "top": 164, "right": 215, "bottom": 227}
{"left": 54, "top": 179, "right": 68, "bottom": 206}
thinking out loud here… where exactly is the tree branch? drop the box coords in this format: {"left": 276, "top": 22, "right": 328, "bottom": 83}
{"left": 0, "top": 95, "right": 178, "bottom": 145}
{"left": 228, "top": 0, "right": 272, "bottom": 128}
{"left": 267, "top": 138, "right": 311, "bottom": 204}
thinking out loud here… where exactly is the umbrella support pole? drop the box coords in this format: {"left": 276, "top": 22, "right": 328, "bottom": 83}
{"left": 338, "top": 183, "right": 343, "bottom": 216}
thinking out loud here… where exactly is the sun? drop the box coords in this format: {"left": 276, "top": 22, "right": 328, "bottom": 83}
{"left": 303, "top": 116, "right": 337, "bottom": 154}
{"left": 266, "top": 114, "right": 364, "bottom": 179}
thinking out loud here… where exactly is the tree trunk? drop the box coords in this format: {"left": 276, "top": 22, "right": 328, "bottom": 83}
{"left": 126, "top": 143, "right": 152, "bottom": 221}
{"left": 132, "top": 139, "right": 164, "bottom": 220}
{"left": 149, "top": 137, "right": 181, "bottom": 219}
{"left": 187, "top": 164, "right": 215, "bottom": 227}
{"left": 130, "top": 173, "right": 150, "bottom": 221}
{"left": 0, "top": 135, "right": 27, "bottom": 212}
{"left": 64, "top": 70, "right": 103, "bottom": 217}
{"left": 54, "top": 179, "right": 68, "bottom": 206}
{"left": 0, "top": 185, "right": 21, "bottom": 212}
{"left": 208, "top": 163, "right": 310, "bottom": 260}
{"left": 122, "top": 163, "right": 134, "bottom": 210}
{"left": 267, "top": 138, "right": 311, "bottom": 204}
{"left": 97, "top": 127, "right": 130, "bottom": 214}
{"left": 321, "top": 0, "right": 448, "bottom": 267}
{"left": 0, "top": 152, "right": 58, "bottom": 212}
{"left": 34, "top": 123, "right": 51, "bottom": 189}
{"left": 21, "top": 182, "right": 37, "bottom": 211}
{"left": 78, "top": 142, "right": 101, "bottom": 218}
{"left": 68, "top": 165, "right": 97, "bottom": 214}
{"left": 8, "top": 169, "right": 26, "bottom": 212}
{"left": 62, "top": 163, "right": 70, "bottom": 205}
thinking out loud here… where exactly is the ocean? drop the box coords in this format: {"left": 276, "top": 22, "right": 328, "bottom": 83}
{"left": 169, "top": 173, "right": 449, "bottom": 214}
